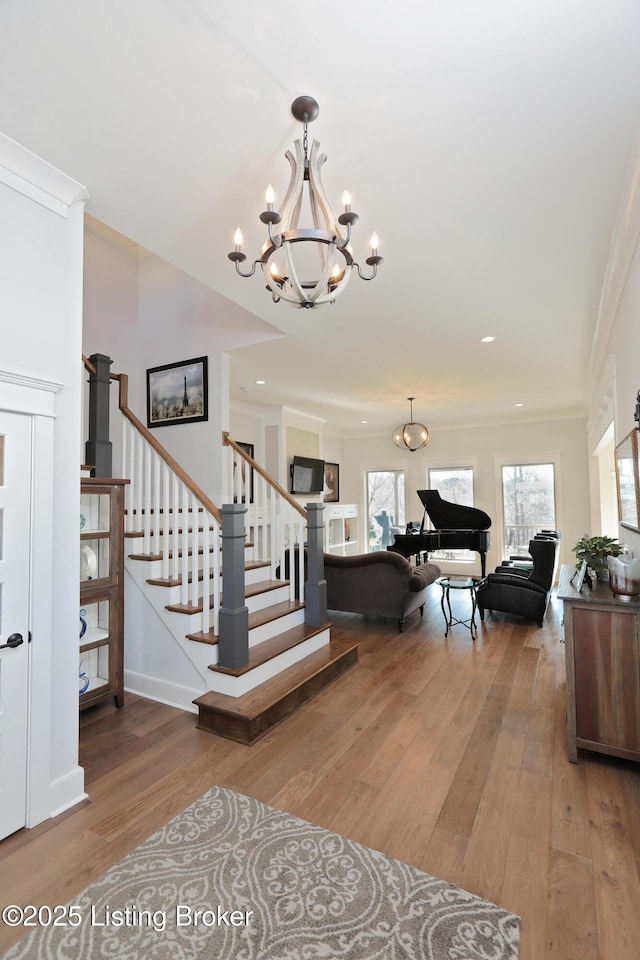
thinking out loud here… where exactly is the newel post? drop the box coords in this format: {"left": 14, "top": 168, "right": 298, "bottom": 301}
{"left": 86, "top": 352, "right": 113, "bottom": 477}
{"left": 218, "top": 502, "right": 249, "bottom": 669}
{"left": 304, "top": 502, "right": 327, "bottom": 626}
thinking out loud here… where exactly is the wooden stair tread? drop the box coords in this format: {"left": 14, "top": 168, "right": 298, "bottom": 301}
{"left": 209, "top": 621, "right": 331, "bottom": 676}
{"left": 128, "top": 544, "right": 255, "bottom": 562}
{"left": 193, "top": 638, "right": 359, "bottom": 745}
{"left": 248, "top": 599, "right": 304, "bottom": 628}
{"left": 146, "top": 559, "right": 269, "bottom": 588}
{"left": 186, "top": 600, "right": 304, "bottom": 645}
{"left": 166, "top": 579, "right": 288, "bottom": 615}
{"left": 124, "top": 525, "right": 217, "bottom": 538}
{"left": 125, "top": 506, "right": 204, "bottom": 515}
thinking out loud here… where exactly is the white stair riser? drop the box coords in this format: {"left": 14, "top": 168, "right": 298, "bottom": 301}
{"left": 248, "top": 607, "right": 306, "bottom": 646}
{"left": 246, "top": 585, "right": 291, "bottom": 613}
{"left": 206, "top": 628, "right": 331, "bottom": 697}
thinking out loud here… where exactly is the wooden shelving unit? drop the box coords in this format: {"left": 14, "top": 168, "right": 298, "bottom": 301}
{"left": 79, "top": 478, "right": 128, "bottom": 710}
{"left": 324, "top": 503, "right": 358, "bottom": 555}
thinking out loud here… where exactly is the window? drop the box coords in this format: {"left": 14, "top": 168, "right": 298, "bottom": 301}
{"left": 428, "top": 467, "right": 474, "bottom": 508}
{"left": 367, "top": 470, "right": 405, "bottom": 551}
{"left": 428, "top": 467, "right": 475, "bottom": 562}
{"left": 501, "top": 463, "right": 556, "bottom": 558}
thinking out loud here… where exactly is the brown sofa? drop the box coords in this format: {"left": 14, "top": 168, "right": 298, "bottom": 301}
{"left": 324, "top": 551, "right": 441, "bottom": 632}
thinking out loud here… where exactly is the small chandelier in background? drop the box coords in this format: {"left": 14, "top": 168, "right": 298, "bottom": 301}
{"left": 392, "top": 398, "right": 430, "bottom": 452}
{"left": 228, "top": 96, "right": 382, "bottom": 309}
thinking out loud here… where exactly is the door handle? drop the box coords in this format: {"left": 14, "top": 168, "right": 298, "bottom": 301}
{"left": 0, "top": 633, "right": 23, "bottom": 650}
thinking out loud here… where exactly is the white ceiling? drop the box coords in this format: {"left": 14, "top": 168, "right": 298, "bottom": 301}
{"left": 2, "top": 1, "right": 640, "bottom": 438}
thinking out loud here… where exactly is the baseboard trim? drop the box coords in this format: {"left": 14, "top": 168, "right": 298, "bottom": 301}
{"left": 124, "top": 670, "right": 201, "bottom": 714}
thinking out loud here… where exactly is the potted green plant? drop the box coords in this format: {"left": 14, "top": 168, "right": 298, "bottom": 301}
{"left": 572, "top": 535, "right": 623, "bottom": 579}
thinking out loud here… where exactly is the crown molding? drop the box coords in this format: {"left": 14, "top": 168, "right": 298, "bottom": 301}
{"left": 0, "top": 132, "right": 88, "bottom": 217}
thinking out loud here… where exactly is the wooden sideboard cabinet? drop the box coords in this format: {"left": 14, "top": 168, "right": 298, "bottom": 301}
{"left": 558, "top": 563, "right": 640, "bottom": 763}
{"left": 79, "top": 478, "right": 128, "bottom": 710}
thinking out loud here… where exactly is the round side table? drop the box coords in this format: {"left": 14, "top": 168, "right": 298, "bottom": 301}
{"left": 437, "top": 576, "right": 485, "bottom": 640}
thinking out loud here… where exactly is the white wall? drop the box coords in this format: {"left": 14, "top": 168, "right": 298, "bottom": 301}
{"left": 0, "top": 133, "right": 87, "bottom": 822}
{"left": 332, "top": 417, "right": 589, "bottom": 574}
{"left": 230, "top": 401, "right": 589, "bottom": 574}
{"left": 83, "top": 217, "right": 282, "bottom": 501}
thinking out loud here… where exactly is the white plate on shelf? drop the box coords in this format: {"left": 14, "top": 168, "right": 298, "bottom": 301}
{"left": 80, "top": 544, "right": 98, "bottom": 582}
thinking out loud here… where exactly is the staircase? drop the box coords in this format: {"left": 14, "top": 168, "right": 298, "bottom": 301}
{"left": 106, "top": 374, "right": 358, "bottom": 745}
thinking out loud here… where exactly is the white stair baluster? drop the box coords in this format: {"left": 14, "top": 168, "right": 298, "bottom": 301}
{"left": 134, "top": 431, "right": 143, "bottom": 535}
{"left": 181, "top": 482, "right": 189, "bottom": 605}
{"left": 172, "top": 473, "right": 179, "bottom": 582}
{"left": 143, "top": 442, "right": 152, "bottom": 554}
{"left": 297, "top": 517, "right": 305, "bottom": 603}
{"left": 201, "top": 509, "right": 210, "bottom": 634}
{"left": 213, "top": 519, "right": 220, "bottom": 637}
{"left": 162, "top": 463, "right": 170, "bottom": 579}
{"left": 121, "top": 417, "right": 128, "bottom": 511}
{"left": 191, "top": 492, "right": 199, "bottom": 610}
{"left": 153, "top": 451, "right": 161, "bottom": 558}
{"left": 270, "top": 487, "right": 277, "bottom": 581}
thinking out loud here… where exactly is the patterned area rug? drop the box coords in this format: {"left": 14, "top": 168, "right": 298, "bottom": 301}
{"left": 4, "top": 786, "right": 519, "bottom": 959}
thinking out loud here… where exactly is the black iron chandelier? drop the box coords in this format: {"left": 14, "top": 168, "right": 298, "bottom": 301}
{"left": 392, "top": 398, "right": 430, "bottom": 452}
{"left": 228, "top": 96, "right": 382, "bottom": 309}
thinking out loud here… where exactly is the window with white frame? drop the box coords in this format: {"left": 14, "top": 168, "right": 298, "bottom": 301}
{"left": 427, "top": 466, "right": 475, "bottom": 562}
{"left": 367, "top": 470, "right": 405, "bottom": 551}
{"left": 501, "top": 462, "right": 556, "bottom": 559}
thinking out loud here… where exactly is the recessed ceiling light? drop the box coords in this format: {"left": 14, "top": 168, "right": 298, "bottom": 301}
{"left": 255, "top": 379, "right": 266, "bottom": 385}
{"left": 481, "top": 336, "right": 495, "bottom": 343}
{"left": 361, "top": 420, "right": 368, "bottom": 424}
{"left": 515, "top": 402, "right": 524, "bottom": 407}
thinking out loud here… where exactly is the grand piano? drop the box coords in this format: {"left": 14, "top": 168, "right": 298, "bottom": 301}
{"left": 388, "top": 489, "right": 492, "bottom": 576}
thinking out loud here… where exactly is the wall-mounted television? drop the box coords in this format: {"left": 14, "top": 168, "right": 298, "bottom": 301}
{"left": 290, "top": 455, "right": 325, "bottom": 495}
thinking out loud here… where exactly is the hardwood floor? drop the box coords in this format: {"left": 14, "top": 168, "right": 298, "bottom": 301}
{"left": 2, "top": 589, "right": 640, "bottom": 958}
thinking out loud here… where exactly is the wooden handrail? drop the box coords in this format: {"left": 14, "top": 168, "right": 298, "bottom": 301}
{"left": 223, "top": 431, "right": 307, "bottom": 519}
{"left": 82, "top": 354, "right": 96, "bottom": 375}
{"left": 118, "top": 373, "right": 222, "bottom": 525}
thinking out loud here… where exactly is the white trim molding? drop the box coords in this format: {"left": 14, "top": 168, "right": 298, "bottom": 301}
{"left": 0, "top": 132, "right": 88, "bottom": 217}
{"left": 587, "top": 355, "right": 617, "bottom": 455}
{"left": 0, "top": 369, "right": 62, "bottom": 417}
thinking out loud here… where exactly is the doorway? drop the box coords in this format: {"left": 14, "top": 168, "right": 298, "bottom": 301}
{"left": 0, "top": 410, "right": 31, "bottom": 839}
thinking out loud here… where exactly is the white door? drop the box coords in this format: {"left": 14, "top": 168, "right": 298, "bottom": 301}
{"left": 0, "top": 411, "right": 31, "bottom": 840}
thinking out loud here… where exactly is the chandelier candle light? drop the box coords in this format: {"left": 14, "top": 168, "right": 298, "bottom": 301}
{"left": 392, "top": 397, "right": 430, "bottom": 452}
{"left": 228, "top": 96, "right": 382, "bottom": 309}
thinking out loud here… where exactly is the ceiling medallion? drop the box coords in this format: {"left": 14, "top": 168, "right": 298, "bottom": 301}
{"left": 392, "top": 397, "right": 430, "bottom": 452}
{"left": 228, "top": 96, "right": 382, "bottom": 309}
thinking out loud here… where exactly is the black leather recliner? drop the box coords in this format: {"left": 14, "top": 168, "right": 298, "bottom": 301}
{"left": 477, "top": 537, "right": 559, "bottom": 627}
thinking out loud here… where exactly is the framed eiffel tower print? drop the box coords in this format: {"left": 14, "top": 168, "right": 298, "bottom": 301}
{"left": 146, "top": 356, "right": 208, "bottom": 428}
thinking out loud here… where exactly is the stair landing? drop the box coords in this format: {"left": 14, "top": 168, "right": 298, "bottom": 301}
{"left": 193, "top": 637, "right": 359, "bottom": 745}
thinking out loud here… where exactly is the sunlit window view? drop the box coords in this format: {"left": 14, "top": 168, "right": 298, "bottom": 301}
{"left": 367, "top": 470, "right": 405, "bottom": 551}
{"left": 501, "top": 463, "right": 556, "bottom": 558}
{"left": 428, "top": 467, "right": 475, "bottom": 562}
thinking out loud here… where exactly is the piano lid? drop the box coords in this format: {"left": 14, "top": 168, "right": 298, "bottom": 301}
{"left": 417, "top": 489, "right": 491, "bottom": 531}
